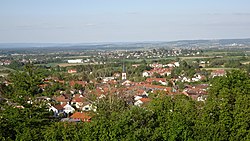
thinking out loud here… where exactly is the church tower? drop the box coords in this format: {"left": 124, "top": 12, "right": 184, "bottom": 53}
{"left": 122, "top": 63, "right": 126, "bottom": 80}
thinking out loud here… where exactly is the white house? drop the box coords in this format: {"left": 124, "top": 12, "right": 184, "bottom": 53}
{"left": 134, "top": 95, "right": 143, "bottom": 101}
{"left": 174, "top": 62, "right": 180, "bottom": 67}
{"left": 134, "top": 100, "right": 143, "bottom": 106}
{"left": 191, "top": 74, "right": 202, "bottom": 82}
{"left": 134, "top": 98, "right": 150, "bottom": 107}
{"left": 181, "top": 77, "right": 191, "bottom": 82}
{"left": 63, "top": 104, "right": 75, "bottom": 114}
{"left": 197, "top": 95, "right": 207, "bottom": 102}
{"left": 82, "top": 104, "right": 97, "bottom": 112}
{"left": 49, "top": 104, "right": 64, "bottom": 116}
{"left": 142, "top": 71, "right": 150, "bottom": 77}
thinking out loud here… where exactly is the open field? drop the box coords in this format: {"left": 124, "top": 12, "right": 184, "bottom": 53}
{"left": 34, "top": 63, "right": 58, "bottom": 67}
{"left": 58, "top": 63, "right": 87, "bottom": 67}
{"left": 203, "top": 52, "right": 235, "bottom": 55}
{"left": 242, "top": 61, "right": 250, "bottom": 65}
{"left": 179, "top": 56, "right": 213, "bottom": 60}
{"left": 63, "top": 56, "right": 90, "bottom": 59}
{"left": 0, "top": 73, "right": 9, "bottom": 77}
{"left": 35, "top": 63, "right": 89, "bottom": 67}
{"left": 0, "top": 66, "right": 15, "bottom": 71}
{"left": 57, "top": 63, "right": 102, "bottom": 67}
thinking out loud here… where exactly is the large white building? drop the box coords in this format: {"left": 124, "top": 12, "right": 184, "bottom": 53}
{"left": 67, "top": 59, "right": 83, "bottom": 64}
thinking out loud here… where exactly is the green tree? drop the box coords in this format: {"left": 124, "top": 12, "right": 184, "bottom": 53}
{"left": 195, "top": 70, "right": 250, "bottom": 141}
{"left": 8, "top": 64, "right": 43, "bottom": 103}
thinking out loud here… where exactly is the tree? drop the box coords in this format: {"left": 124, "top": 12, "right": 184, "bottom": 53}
{"left": 0, "top": 104, "right": 53, "bottom": 140}
{"left": 7, "top": 64, "right": 43, "bottom": 103}
{"left": 8, "top": 60, "right": 24, "bottom": 70}
{"left": 195, "top": 70, "right": 250, "bottom": 140}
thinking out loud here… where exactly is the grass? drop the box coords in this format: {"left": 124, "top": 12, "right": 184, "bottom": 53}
{"left": 63, "top": 56, "right": 90, "bottom": 59}
{"left": 58, "top": 63, "right": 87, "bottom": 67}
{"left": 179, "top": 56, "right": 213, "bottom": 60}
{"left": 0, "top": 66, "right": 15, "bottom": 71}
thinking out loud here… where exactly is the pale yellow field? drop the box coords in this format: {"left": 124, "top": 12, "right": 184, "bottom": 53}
{"left": 242, "top": 61, "right": 250, "bottom": 65}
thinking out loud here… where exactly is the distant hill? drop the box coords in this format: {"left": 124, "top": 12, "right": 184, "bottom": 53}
{"left": 0, "top": 38, "right": 250, "bottom": 49}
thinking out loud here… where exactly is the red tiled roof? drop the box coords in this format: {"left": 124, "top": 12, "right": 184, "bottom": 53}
{"left": 146, "top": 78, "right": 166, "bottom": 83}
{"left": 68, "top": 69, "right": 77, "bottom": 73}
{"left": 69, "top": 81, "right": 87, "bottom": 87}
{"left": 38, "top": 84, "right": 48, "bottom": 88}
{"left": 72, "top": 97, "right": 85, "bottom": 103}
{"left": 54, "top": 95, "right": 70, "bottom": 102}
{"left": 54, "top": 104, "right": 64, "bottom": 110}
{"left": 70, "top": 112, "right": 91, "bottom": 122}
{"left": 139, "top": 98, "right": 151, "bottom": 103}
{"left": 211, "top": 69, "right": 226, "bottom": 75}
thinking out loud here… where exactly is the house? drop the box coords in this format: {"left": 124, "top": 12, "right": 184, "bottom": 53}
{"left": 122, "top": 80, "right": 132, "bottom": 86}
{"left": 149, "top": 63, "right": 163, "bottom": 68}
{"left": 68, "top": 59, "right": 83, "bottom": 64}
{"left": 197, "top": 95, "right": 208, "bottom": 102}
{"left": 143, "top": 68, "right": 172, "bottom": 77}
{"left": 174, "top": 62, "right": 180, "bottom": 67}
{"left": 63, "top": 103, "right": 75, "bottom": 114}
{"left": 71, "top": 95, "right": 85, "bottom": 109}
{"left": 49, "top": 104, "right": 65, "bottom": 116}
{"left": 82, "top": 103, "right": 96, "bottom": 112}
{"left": 102, "top": 77, "right": 115, "bottom": 83}
{"left": 146, "top": 78, "right": 168, "bottom": 85}
{"left": 182, "top": 85, "right": 208, "bottom": 101}
{"left": 142, "top": 71, "right": 151, "bottom": 77}
{"left": 69, "top": 81, "right": 87, "bottom": 87}
{"left": 166, "top": 63, "right": 175, "bottom": 68}
{"left": 181, "top": 76, "right": 191, "bottom": 82}
{"left": 68, "top": 69, "right": 77, "bottom": 73}
{"left": 191, "top": 74, "right": 205, "bottom": 82}
{"left": 211, "top": 69, "right": 226, "bottom": 78}
{"left": 53, "top": 95, "right": 70, "bottom": 105}
{"left": 113, "top": 73, "right": 121, "bottom": 78}
{"left": 134, "top": 98, "right": 151, "bottom": 106}
{"left": 70, "top": 112, "right": 91, "bottom": 122}
{"left": 134, "top": 94, "right": 148, "bottom": 101}
{"left": 132, "top": 64, "right": 140, "bottom": 68}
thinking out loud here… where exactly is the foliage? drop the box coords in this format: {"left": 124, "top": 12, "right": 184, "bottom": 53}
{"left": 0, "top": 69, "right": 249, "bottom": 140}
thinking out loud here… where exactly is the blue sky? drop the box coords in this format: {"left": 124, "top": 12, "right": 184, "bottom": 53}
{"left": 0, "top": 0, "right": 250, "bottom": 43}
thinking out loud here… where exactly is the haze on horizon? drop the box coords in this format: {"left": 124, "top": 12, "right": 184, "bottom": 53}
{"left": 0, "top": 0, "right": 250, "bottom": 43}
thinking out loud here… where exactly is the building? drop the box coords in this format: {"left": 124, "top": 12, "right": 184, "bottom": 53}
{"left": 68, "top": 69, "right": 77, "bottom": 73}
{"left": 67, "top": 59, "right": 83, "bottom": 64}
{"left": 211, "top": 69, "right": 226, "bottom": 78}
{"left": 122, "top": 64, "right": 127, "bottom": 80}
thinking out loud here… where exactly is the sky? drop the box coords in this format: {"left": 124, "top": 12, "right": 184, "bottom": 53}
{"left": 0, "top": 0, "right": 250, "bottom": 43}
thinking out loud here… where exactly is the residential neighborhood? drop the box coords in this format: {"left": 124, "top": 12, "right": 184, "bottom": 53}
{"left": 0, "top": 42, "right": 249, "bottom": 140}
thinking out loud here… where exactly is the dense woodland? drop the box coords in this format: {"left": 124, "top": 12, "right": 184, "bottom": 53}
{"left": 0, "top": 63, "right": 249, "bottom": 140}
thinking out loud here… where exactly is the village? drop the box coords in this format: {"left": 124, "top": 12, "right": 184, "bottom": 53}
{"left": 3, "top": 60, "right": 227, "bottom": 122}
{"left": 0, "top": 45, "right": 249, "bottom": 124}
{"left": 0, "top": 45, "right": 249, "bottom": 140}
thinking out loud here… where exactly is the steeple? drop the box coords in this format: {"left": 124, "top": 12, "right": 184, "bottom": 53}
{"left": 122, "top": 63, "right": 126, "bottom": 80}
